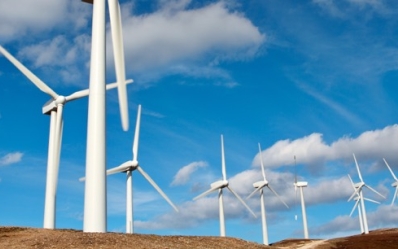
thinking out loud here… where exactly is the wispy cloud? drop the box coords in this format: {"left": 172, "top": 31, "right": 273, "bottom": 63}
{"left": 17, "top": 34, "right": 91, "bottom": 85}
{"left": 297, "top": 82, "right": 364, "bottom": 126}
{"left": 313, "top": 0, "right": 392, "bottom": 18}
{"left": 0, "top": 152, "right": 23, "bottom": 166}
{"left": 171, "top": 161, "right": 208, "bottom": 186}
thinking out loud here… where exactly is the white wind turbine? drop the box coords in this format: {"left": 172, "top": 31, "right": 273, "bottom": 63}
{"left": 348, "top": 154, "right": 385, "bottom": 234}
{"left": 193, "top": 135, "right": 257, "bottom": 237}
{"left": 247, "top": 143, "right": 289, "bottom": 245}
{"left": 0, "top": 45, "right": 132, "bottom": 229}
{"left": 293, "top": 156, "right": 309, "bottom": 239}
{"left": 383, "top": 158, "right": 398, "bottom": 205}
{"left": 347, "top": 174, "right": 380, "bottom": 234}
{"left": 82, "top": 0, "right": 130, "bottom": 232}
{"left": 80, "top": 105, "right": 179, "bottom": 233}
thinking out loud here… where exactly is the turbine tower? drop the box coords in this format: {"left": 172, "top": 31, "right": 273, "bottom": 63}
{"left": 383, "top": 158, "right": 398, "bottom": 205}
{"left": 80, "top": 105, "right": 179, "bottom": 233}
{"left": 194, "top": 135, "right": 257, "bottom": 237}
{"left": 348, "top": 154, "right": 385, "bottom": 234}
{"left": 82, "top": 0, "right": 129, "bottom": 232}
{"left": 247, "top": 143, "right": 289, "bottom": 245}
{"left": 293, "top": 156, "right": 309, "bottom": 239}
{"left": 0, "top": 45, "right": 132, "bottom": 229}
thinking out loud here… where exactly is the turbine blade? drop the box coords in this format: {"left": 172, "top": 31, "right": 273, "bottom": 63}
{"left": 268, "top": 185, "right": 289, "bottom": 208}
{"left": 106, "top": 79, "right": 132, "bottom": 90}
{"left": 227, "top": 186, "right": 257, "bottom": 218}
{"left": 364, "top": 184, "right": 385, "bottom": 199}
{"left": 0, "top": 45, "right": 58, "bottom": 99}
{"left": 193, "top": 186, "right": 219, "bottom": 200}
{"left": 363, "top": 197, "right": 380, "bottom": 204}
{"left": 349, "top": 198, "right": 360, "bottom": 217}
{"left": 108, "top": 0, "right": 128, "bottom": 131}
{"left": 392, "top": 187, "right": 398, "bottom": 206}
{"left": 348, "top": 190, "right": 359, "bottom": 202}
{"left": 258, "top": 143, "right": 266, "bottom": 181}
{"left": 107, "top": 161, "right": 133, "bottom": 175}
{"left": 246, "top": 187, "right": 261, "bottom": 200}
{"left": 294, "top": 155, "right": 297, "bottom": 184}
{"left": 221, "top": 135, "right": 227, "bottom": 181}
{"left": 136, "top": 166, "right": 179, "bottom": 212}
{"left": 352, "top": 154, "right": 364, "bottom": 182}
{"left": 65, "top": 79, "right": 134, "bottom": 102}
{"left": 80, "top": 161, "right": 132, "bottom": 181}
{"left": 347, "top": 174, "right": 360, "bottom": 202}
{"left": 347, "top": 174, "right": 356, "bottom": 190}
{"left": 383, "top": 158, "right": 398, "bottom": 181}
{"left": 132, "top": 105, "right": 141, "bottom": 162}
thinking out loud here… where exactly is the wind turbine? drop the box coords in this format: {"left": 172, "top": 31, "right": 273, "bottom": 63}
{"left": 293, "top": 156, "right": 309, "bottom": 239}
{"left": 247, "top": 143, "right": 289, "bottom": 245}
{"left": 82, "top": 0, "right": 130, "bottom": 232}
{"left": 348, "top": 154, "right": 385, "bottom": 234}
{"left": 383, "top": 158, "right": 398, "bottom": 205}
{"left": 193, "top": 135, "right": 257, "bottom": 237}
{"left": 0, "top": 45, "right": 133, "bottom": 229}
{"left": 80, "top": 105, "right": 179, "bottom": 233}
{"left": 347, "top": 174, "right": 380, "bottom": 234}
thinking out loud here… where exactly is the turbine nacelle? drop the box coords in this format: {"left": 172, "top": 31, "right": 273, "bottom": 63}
{"left": 253, "top": 180, "right": 268, "bottom": 189}
{"left": 392, "top": 182, "right": 398, "bottom": 187}
{"left": 121, "top": 163, "right": 139, "bottom": 173}
{"left": 295, "top": 181, "right": 308, "bottom": 187}
{"left": 354, "top": 182, "right": 365, "bottom": 189}
{"left": 211, "top": 180, "right": 229, "bottom": 189}
{"left": 42, "top": 99, "right": 58, "bottom": 114}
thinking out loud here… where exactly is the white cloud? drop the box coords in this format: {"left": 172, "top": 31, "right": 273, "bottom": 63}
{"left": 312, "top": 205, "right": 398, "bottom": 236}
{"left": 171, "top": 161, "right": 208, "bottom": 186}
{"left": 120, "top": 1, "right": 264, "bottom": 71}
{"left": 0, "top": 0, "right": 91, "bottom": 42}
{"left": 132, "top": 125, "right": 398, "bottom": 231}
{"left": 2, "top": 1, "right": 264, "bottom": 87}
{"left": 104, "top": 0, "right": 265, "bottom": 85}
{"left": 253, "top": 124, "right": 398, "bottom": 169}
{"left": 17, "top": 34, "right": 91, "bottom": 85}
{"left": 0, "top": 152, "right": 23, "bottom": 166}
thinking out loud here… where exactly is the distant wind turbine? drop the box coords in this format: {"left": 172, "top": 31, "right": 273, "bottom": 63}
{"left": 293, "top": 156, "right": 309, "bottom": 239}
{"left": 348, "top": 154, "right": 385, "bottom": 234}
{"left": 0, "top": 45, "right": 133, "bottom": 229}
{"left": 80, "top": 105, "right": 179, "bottom": 234}
{"left": 383, "top": 158, "right": 398, "bottom": 205}
{"left": 347, "top": 174, "right": 380, "bottom": 234}
{"left": 194, "top": 135, "right": 257, "bottom": 237}
{"left": 247, "top": 143, "right": 289, "bottom": 245}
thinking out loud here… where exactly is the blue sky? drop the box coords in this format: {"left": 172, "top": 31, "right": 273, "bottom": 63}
{"left": 1, "top": 0, "right": 398, "bottom": 244}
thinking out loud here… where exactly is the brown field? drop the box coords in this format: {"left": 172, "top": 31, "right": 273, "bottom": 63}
{"left": 1, "top": 226, "right": 398, "bottom": 248}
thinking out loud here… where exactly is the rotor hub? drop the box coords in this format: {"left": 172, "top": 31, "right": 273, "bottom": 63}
{"left": 55, "top": 96, "right": 66, "bottom": 105}
{"left": 131, "top": 160, "right": 139, "bottom": 168}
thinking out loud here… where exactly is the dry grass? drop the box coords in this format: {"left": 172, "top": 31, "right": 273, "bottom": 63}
{"left": 1, "top": 226, "right": 398, "bottom": 248}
